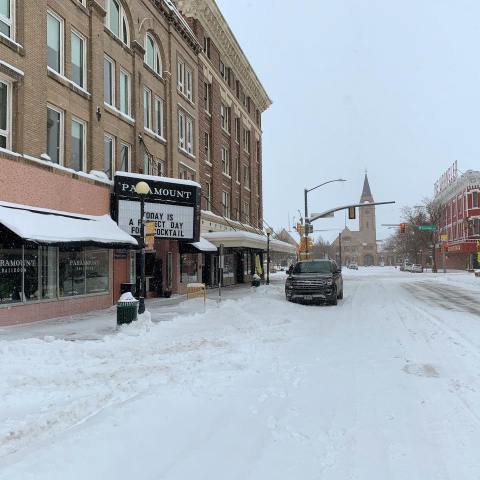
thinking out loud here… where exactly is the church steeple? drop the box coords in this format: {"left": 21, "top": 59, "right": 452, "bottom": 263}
{"left": 360, "top": 173, "right": 374, "bottom": 203}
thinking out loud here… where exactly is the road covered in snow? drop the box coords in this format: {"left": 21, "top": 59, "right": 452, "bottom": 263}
{"left": 2, "top": 267, "right": 480, "bottom": 479}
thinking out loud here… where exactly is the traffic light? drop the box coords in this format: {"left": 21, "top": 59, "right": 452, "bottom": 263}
{"left": 348, "top": 207, "right": 356, "bottom": 220}
{"left": 444, "top": 242, "right": 449, "bottom": 252}
{"left": 399, "top": 223, "right": 406, "bottom": 234}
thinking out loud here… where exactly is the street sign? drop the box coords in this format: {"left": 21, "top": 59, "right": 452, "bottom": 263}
{"left": 418, "top": 225, "right": 436, "bottom": 231}
{"left": 440, "top": 234, "right": 448, "bottom": 241}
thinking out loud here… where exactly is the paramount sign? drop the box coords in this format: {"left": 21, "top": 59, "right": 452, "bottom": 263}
{"left": 112, "top": 173, "right": 201, "bottom": 242}
{"left": 434, "top": 160, "right": 458, "bottom": 197}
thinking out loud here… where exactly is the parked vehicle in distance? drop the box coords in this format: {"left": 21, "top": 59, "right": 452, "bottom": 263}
{"left": 412, "top": 264, "right": 424, "bottom": 273}
{"left": 404, "top": 263, "right": 413, "bottom": 272}
{"left": 348, "top": 262, "right": 358, "bottom": 270}
{"left": 285, "top": 259, "right": 343, "bottom": 305}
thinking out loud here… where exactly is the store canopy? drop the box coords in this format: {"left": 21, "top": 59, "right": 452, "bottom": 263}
{"left": 190, "top": 237, "right": 218, "bottom": 252}
{"left": 202, "top": 231, "right": 297, "bottom": 255}
{"left": 0, "top": 201, "right": 137, "bottom": 247}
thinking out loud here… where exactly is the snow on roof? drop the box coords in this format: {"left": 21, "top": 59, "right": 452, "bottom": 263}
{"left": 190, "top": 237, "right": 218, "bottom": 252}
{"left": 115, "top": 171, "right": 201, "bottom": 189}
{"left": 203, "top": 231, "right": 296, "bottom": 254}
{"left": 0, "top": 201, "right": 137, "bottom": 246}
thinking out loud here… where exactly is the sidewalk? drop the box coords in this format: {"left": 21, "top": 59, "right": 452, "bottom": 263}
{"left": 0, "top": 282, "right": 259, "bottom": 342}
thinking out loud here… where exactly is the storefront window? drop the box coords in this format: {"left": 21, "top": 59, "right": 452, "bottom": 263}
{"left": 85, "top": 248, "right": 109, "bottom": 294}
{"left": 24, "top": 246, "right": 57, "bottom": 301}
{"left": 59, "top": 248, "right": 86, "bottom": 297}
{"left": 180, "top": 253, "right": 197, "bottom": 283}
{"left": 244, "top": 252, "right": 252, "bottom": 277}
{"left": 0, "top": 244, "right": 23, "bottom": 304}
{"left": 223, "top": 254, "right": 235, "bottom": 279}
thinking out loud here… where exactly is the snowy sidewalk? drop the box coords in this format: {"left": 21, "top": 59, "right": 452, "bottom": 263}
{"left": 0, "top": 280, "right": 262, "bottom": 341}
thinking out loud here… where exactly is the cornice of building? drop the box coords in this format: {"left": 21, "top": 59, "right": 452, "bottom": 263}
{"left": 434, "top": 170, "right": 480, "bottom": 205}
{"left": 177, "top": 0, "right": 272, "bottom": 113}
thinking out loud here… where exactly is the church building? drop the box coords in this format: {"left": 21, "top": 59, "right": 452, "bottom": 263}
{"left": 331, "top": 174, "right": 378, "bottom": 266}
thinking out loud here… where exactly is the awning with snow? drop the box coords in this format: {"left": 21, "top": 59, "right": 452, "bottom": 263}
{"left": 202, "top": 231, "right": 297, "bottom": 255}
{"left": 0, "top": 201, "right": 137, "bottom": 248}
{"left": 190, "top": 237, "right": 218, "bottom": 252}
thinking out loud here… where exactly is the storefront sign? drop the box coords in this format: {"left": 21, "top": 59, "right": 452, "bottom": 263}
{"left": 113, "top": 174, "right": 201, "bottom": 242}
{"left": 434, "top": 161, "right": 458, "bottom": 197}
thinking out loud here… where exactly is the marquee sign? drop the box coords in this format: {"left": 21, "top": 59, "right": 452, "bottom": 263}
{"left": 112, "top": 173, "right": 201, "bottom": 242}
{"left": 434, "top": 161, "right": 458, "bottom": 197}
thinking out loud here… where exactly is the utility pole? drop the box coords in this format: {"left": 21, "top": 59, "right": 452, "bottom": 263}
{"left": 339, "top": 232, "right": 342, "bottom": 266}
{"left": 304, "top": 188, "right": 309, "bottom": 259}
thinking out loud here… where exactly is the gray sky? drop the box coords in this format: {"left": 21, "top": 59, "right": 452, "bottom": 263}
{"left": 216, "top": 0, "right": 480, "bottom": 242}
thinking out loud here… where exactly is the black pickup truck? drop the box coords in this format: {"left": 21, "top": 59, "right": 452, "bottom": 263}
{"left": 285, "top": 259, "right": 343, "bottom": 305}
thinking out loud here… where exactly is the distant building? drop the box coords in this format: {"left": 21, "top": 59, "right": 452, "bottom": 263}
{"left": 331, "top": 174, "right": 378, "bottom": 266}
{"left": 434, "top": 169, "right": 480, "bottom": 270}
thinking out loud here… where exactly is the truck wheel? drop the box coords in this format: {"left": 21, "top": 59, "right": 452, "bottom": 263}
{"left": 338, "top": 289, "right": 344, "bottom": 300}
{"left": 330, "top": 288, "right": 338, "bottom": 305}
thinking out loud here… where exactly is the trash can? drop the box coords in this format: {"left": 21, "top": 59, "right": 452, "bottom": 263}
{"left": 252, "top": 274, "right": 261, "bottom": 287}
{"left": 117, "top": 292, "right": 139, "bottom": 325}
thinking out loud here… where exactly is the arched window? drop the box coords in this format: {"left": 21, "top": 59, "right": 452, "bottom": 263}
{"left": 145, "top": 33, "right": 162, "bottom": 76}
{"left": 106, "top": 0, "right": 129, "bottom": 46}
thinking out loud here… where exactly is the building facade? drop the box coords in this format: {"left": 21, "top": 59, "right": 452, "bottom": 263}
{"left": 434, "top": 169, "right": 480, "bottom": 270}
{"left": 331, "top": 174, "right": 378, "bottom": 266}
{"left": 0, "top": 0, "right": 295, "bottom": 325}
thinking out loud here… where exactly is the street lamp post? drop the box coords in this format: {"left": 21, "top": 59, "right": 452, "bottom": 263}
{"left": 304, "top": 179, "right": 346, "bottom": 259}
{"left": 266, "top": 227, "right": 273, "bottom": 285}
{"left": 135, "top": 181, "right": 150, "bottom": 314}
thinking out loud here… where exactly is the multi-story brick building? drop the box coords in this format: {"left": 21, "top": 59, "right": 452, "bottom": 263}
{"left": 0, "top": 0, "right": 295, "bottom": 324}
{"left": 177, "top": 0, "right": 294, "bottom": 287}
{"left": 434, "top": 168, "right": 480, "bottom": 270}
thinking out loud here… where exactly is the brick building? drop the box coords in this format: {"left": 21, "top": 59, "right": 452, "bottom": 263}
{"left": 434, "top": 169, "right": 480, "bottom": 270}
{"left": 0, "top": 0, "right": 294, "bottom": 324}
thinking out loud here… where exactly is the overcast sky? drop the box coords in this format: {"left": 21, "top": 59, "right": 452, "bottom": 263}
{"left": 216, "top": 0, "right": 480, "bottom": 242}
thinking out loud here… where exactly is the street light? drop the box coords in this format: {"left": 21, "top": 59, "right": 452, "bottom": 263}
{"left": 135, "top": 181, "right": 150, "bottom": 314}
{"left": 304, "top": 178, "right": 346, "bottom": 258}
{"left": 266, "top": 227, "right": 273, "bottom": 285}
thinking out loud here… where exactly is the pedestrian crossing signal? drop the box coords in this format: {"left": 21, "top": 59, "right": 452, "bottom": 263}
{"left": 348, "top": 207, "right": 356, "bottom": 220}
{"left": 399, "top": 223, "right": 406, "bottom": 234}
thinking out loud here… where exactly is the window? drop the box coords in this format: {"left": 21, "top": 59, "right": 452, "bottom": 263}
{"left": 203, "top": 36, "right": 211, "bottom": 58}
{"left": 71, "top": 118, "right": 86, "bottom": 171}
{"left": 220, "top": 104, "right": 230, "bottom": 133}
{"left": 104, "top": 56, "right": 115, "bottom": 106}
{"left": 256, "top": 140, "right": 261, "bottom": 162}
{"left": 119, "top": 69, "right": 130, "bottom": 115}
{"left": 23, "top": 245, "right": 58, "bottom": 302}
{"left": 59, "top": 247, "right": 109, "bottom": 297}
{"left": 186, "top": 116, "right": 194, "bottom": 154}
{"left": 178, "top": 110, "right": 185, "bottom": 149}
{"left": 473, "top": 191, "right": 479, "bottom": 209}
{"left": 144, "top": 87, "right": 152, "bottom": 129}
{"left": 243, "top": 163, "right": 251, "bottom": 189}
{"left": 154, "top": 96, "right": 164, "bottom": 138}
{"left": 204, "top": 132, "right": 210, "bottom": 163}
{"left": 106, "top": 0, "right": 129, "bottom": 45}
{"left": 219, "top": 59, "right": 227, "bottom": 81}
{"left": 180, "top": 253, "right": 197, "bottom": 283}
{"left": 47, "top": 10, "right": 63, "bottom": 74}
{"left": 222, "top": 191, "right": 230, "bottom": 218}
{"left": 235, "top": 197, "right": 240, "bottom": 221}
{"left": 235, "top": 155, "right": 240, "bottom": 183}
{"left": 178, "top": 110, "right": 194, "bottom": 155}
{"left": 145, "top": 33, "right": 162, "bottom": 75}
{"left": 177, "top": 59, "right": 193, "bottom": 101}
{"left": 205, "top": 181, "right": 211, "bottom": 210}
{"left": 104, "top": 134, "right": 115, "bottom": 179}
{"left": 243, "top": 128, "right": 251, "bottom": 153}
{"left": 221, "top": 146, "right": 230, "bottom": 176}
{"left": 71, "top": 31, "right": 86, "bottom": 88}
{"left": 46, "top": 105, "right": 63, "bottom": 164}
{"left": 235, "top": 118, "right": 240, "bottom": 142}
{"left": 235, "top": 80, "right": 240, "bottom": 99}
{"left": 0, "top": 0, "right": 13, "bottom": 39}
{"left": 179, "top": 165, "right": 196, "bottom": 181}
{"left": 119, "top": 142, "right": 130, "bottom": 172}
{"left": 156, "top": 159, "right": 165, "bottom": 177}
{"left": 0, "top": 78, "right": 11, "bottom": 149}
{"left": 204, "top": 82, "right": 211, "bottom": 113}
{"left": 242, "top": 201, "right": 250, "bottom": 224}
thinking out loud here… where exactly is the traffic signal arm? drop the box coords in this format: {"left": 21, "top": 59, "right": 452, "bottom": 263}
{"left": 309, "top": 201, "right": 395, "bottom": 223}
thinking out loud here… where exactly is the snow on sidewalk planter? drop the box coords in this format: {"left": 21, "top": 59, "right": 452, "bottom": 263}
{"left": 0, "top": 285, "right": 289, "bottom": 460}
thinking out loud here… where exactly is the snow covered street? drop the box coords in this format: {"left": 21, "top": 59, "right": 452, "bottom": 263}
{"left": 2, "top": 268, "right": 480, "bottom": 479}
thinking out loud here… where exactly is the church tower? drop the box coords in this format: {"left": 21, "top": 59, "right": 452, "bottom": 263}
{"left": 359, "top": 173, "right": 377, "bottom": 248}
